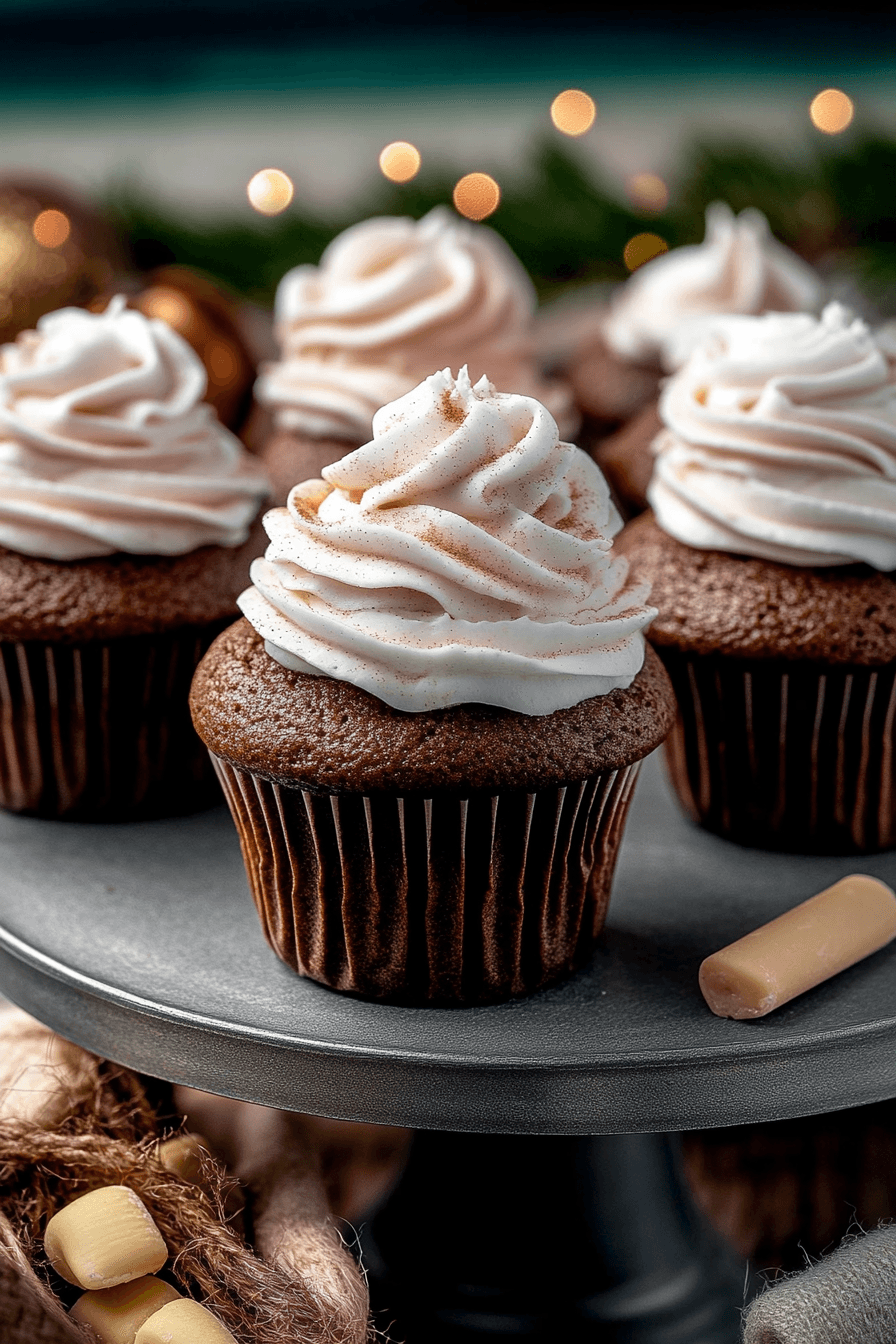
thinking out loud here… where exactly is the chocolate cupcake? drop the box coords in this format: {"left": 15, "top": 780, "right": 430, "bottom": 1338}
{"left": 617, "top": 303, "right": 896, "bottom": 854}
{"left": 253, "top": 207, "right": 578, "bottom": 504}
{"left": 0, "top": 298, "right": 270, "bottom": 820}
{"left": 569, "top": 203, "right": 823, "bottom": 508}
{"left": 192, "top": 367, "right": 674, "bottom": 1005}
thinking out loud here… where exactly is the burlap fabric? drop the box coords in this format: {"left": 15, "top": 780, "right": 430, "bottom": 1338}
{"left": 0, "top": 1001, "right": 380, "bottom": 1343}
{"left": 743, "top": 1225, "right": 896, "bottom": 1344}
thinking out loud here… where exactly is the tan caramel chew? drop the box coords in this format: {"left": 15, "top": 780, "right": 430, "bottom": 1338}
{"left": 699, "top": 876, "right": 896, "bottom": 1020}
{"left": 154, "top": 1134, "right": 211, "bottom": 1187}
{"left": 44, "top": 1187, "right": 167, "bottom": 1290}
{"left": 134, "top": 1298, "right": 237, "bottom": 1343}
{"left": 70, "top": 1276, "right": 181, "bottom": 1344}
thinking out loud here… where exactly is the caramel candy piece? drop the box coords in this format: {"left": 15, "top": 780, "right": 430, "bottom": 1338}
{"left": 134, "top": 1299, "right": 237, "bottom": 1343}
{"left": 70, "top": 1276, "right": 181, "bottom": 1344}
{"left": 44, "top": 1186, "right": 167, "bottom": 1289}
{"left": 699, "top": 875, "right": 896, "bottom": 1020}
{"left": 155, "top": 1133, "right": 211, "bottom": 1186}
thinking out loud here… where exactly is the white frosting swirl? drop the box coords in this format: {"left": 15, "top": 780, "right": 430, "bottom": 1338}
{"left": 648, "top": 303, "right": 896, "bottom": 569}
{"left": 604, "top": 202, "right": 823, "bottom": 372}
{"left": 0, "top": 298, "right": 270, "bottom": 561}
{"left": 255, "top": 207, "right": 577, "bottom": 441}
{"left": 240, "top": 367, "right": 653, "bottom": 715}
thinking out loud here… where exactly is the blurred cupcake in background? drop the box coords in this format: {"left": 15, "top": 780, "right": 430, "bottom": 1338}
{"left": 251, "top": 206, "right": 579, "bottom": 503}
{"left": 569, "top": 203, "right": 824, "bottom": 514}
{"left": 617, "top": 303, "right": 896, "bottom": 854}
{"left": 0, "top": 297, "right": 270, "bottom": 821}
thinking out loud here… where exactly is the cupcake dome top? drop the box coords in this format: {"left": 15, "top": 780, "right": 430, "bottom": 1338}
{"left": 603, "top": 202, "right": 823, "bottom": 373}
{"left": 649, "top": 303, "right": 896, "bottom": 570}
{"left": 240, "top": 367, "right": 654, "bottom": 716}
{"left": 255, "top": 206, "right": 575, "bottom": 441}
{"left": 0, "top": 297, "right": 269, "bottom": 561}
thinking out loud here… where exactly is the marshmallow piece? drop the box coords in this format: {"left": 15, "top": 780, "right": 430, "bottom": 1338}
{"left": 699, "top": 874, "right": 896, "bottom": 1019}
{"left": 70, "top": 1276, "right": 181, "bottom": 1344}
{"left": 134, "top": 1299, "right": 237, "bottom": 1343}
{"left": 44, "top": 1186, "right": 168, "bottom": 1289}
{"left": 155, "top": 1134, "right": 211, "bottom": 1186}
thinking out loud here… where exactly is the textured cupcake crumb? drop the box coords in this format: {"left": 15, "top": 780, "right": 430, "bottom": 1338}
{"left": 616, "top": 512, "right": 896, "bottom": 666}
{"left": 0, "top": 520, "right": 265, "bottom": 642}
{"left": 190, "top": 618, "right": 676, "bottom": 794}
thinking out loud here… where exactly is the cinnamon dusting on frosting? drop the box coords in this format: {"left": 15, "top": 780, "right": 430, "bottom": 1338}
{"left": 440, "top": 386, "right": 466, "bottom": 425}
{"left": 240, "top": 367, "right": 654, "bottom": 715}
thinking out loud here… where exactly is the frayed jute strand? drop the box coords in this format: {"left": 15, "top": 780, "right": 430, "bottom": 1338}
{"left": 0, "top": 1122, "right": 365, "bottom": 1344}
{"left": 0, "top": 1207, "right": 83, "bottom": 1343}
{"left": 173, "top": 1088, "right": 372, "bottom": 1344}
{"left": 0, "top": 1005, "right": 372, "bottom": 1343}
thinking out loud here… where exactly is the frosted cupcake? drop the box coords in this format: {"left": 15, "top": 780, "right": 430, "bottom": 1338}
{"left": 571, "top": 203, "right": 823, "bottom": 509}
{"left": 616, "top": 303, "right": 896, "bottom": 853}
{"left": 252, "top": 207, "right": 578, "bottom": 502}
{"left": 0, "top": 297, "right": 270, "bottom": 820}
{"left": 191, "top": 367, "right": 674, "bottom": 1004}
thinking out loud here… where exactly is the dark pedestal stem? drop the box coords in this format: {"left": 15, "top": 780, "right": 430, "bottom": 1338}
{"left": 361, "top": 1131, "right": 745, "bottom": 1344}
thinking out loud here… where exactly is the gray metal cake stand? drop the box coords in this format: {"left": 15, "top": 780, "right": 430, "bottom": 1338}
{"left": 1, "top": 751, "right": 895, "bottom": 1343}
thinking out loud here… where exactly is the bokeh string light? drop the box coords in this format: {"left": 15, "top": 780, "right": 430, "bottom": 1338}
{"left": 247, "top": 169, "right": 294, "bottom": 216}
{"left": 141, "top": 290, "right": 193, "bottom": 330}
{"left": 379, "top": 142, "right": 422, "bottom": 183}
{"left": 453, "top": 173, "right": 501, "bottom": 221}
{"left": 626, "top": 173, "right": 669, "bottom": 214}
{"left": 32, "top": 209, "right": 71, "bottom": 249}
{"left": 550, "top": 89, "right": 597, "bottom": 137}
{"left": 810, "top": 89, "right": 854, "bottom": 135}
{"left": 623, "top": 233, "right": 668, "bottom": 271}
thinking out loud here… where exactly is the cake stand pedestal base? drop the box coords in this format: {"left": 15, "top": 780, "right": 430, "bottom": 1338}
{"left": 361, "top": 1130, "right": 744, "bottom": 1343}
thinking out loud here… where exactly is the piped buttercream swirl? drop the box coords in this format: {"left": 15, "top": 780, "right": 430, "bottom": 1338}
{"left": 0, "top": 298, "right": 270, "bottom": 560}
{"left": 604, "top": 202, "right": 823, "bottom": 372}
{"left": 255, "top": 206, "right": 577, "bottom": 440}
{"left": 648, "top": 303, "right": 896, "bottom": 569}
{"left": 240, "top": 367, "right": 653, "bottom": 715}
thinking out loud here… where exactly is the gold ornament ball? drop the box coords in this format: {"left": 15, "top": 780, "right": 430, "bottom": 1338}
{"left": 0, "top": 175, "right": 122, "bottom": 344}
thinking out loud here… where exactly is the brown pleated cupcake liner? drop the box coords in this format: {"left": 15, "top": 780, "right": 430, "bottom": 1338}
{"left": 0, "top": 623, "right": 231, "bottom": 821}
{"left": 659, "top": 649, "right": 896, "bottom": 854}
{"left": 211, "top": 756, "right": 642, "bottom": 1005}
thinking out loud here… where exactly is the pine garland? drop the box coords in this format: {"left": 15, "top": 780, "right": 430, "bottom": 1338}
{"left": 102, "top": 130, "right": 896, "bottom": 307}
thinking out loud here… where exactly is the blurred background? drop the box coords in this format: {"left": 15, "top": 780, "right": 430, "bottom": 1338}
{"left": 3, "top": 0, "right": 896, "bottom": 309}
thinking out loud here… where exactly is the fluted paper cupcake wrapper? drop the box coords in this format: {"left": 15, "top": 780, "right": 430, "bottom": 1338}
{"left": 212, "top": 758, "right": 642, "bottom": 1005}
{"left": 0, "top": 625, "right": 229, "bottom": 821}
{"left": 660, "top": 650, "right": 896, "bottom": 854}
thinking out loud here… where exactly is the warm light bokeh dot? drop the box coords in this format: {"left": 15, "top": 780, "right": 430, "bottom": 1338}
{"left": 247, "top": 169, "right": 294, "bottom": 216}
{"left": 32, "top": 209, "right": 71, "bottom": 249}
{"left": 627, "top": 173, "right": 669, "bottom": 214}
{"left": 550, "top": 89, "right": 596, "bottom": 137}
{"left": 379, "top": 141, "right": 421, "bottom": 183}
{"left": 810, "top": 89, "right": 854, "bottom": 135}
{"left": 142, "top": 291, "right": 193, "bottom": 329}
{"left": 453, "top": 173, "right": 501, "bottom": 221}
{"left": 623, "top": 233, "right": 669, "bottom": 271}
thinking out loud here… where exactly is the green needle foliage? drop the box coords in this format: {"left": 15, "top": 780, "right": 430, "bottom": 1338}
{"left": 101, "top": 126, "right": 896, "bottom": 309}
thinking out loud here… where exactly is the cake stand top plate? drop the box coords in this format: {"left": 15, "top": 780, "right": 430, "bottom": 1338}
{"left": 1, "top": 752, "right": 894, "bottom": 1135}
